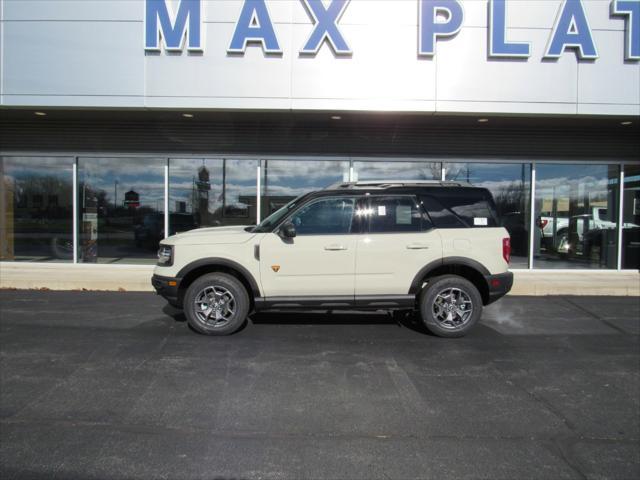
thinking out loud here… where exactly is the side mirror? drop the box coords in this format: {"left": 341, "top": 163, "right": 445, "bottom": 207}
{"left": 280, "top": 222, "right": 297, "bottom": 238}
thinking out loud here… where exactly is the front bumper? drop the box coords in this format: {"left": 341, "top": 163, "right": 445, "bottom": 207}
{"left": 152, "top": 274, "right": 181, "bottom": 306}
{"left": 485, "top": 272, "right": 514, "bottom": 304}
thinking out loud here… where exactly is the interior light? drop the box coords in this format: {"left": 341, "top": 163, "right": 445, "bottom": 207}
{"left": 331, "top": 115, "right": 342, "bottom": 120}
{"left": 477, "top": 118, "right": 489, "bottom": 123}
{"left": 34, "top": 111, "right": 47, "bottom": 116}
{"left": 620, "top": 121, "right": 632, "bottom": 126}
{"left": 182, "top": 113, "right": 194, "bottom": 118}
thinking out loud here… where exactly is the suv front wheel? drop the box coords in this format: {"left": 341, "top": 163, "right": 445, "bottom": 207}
{"left": 419, "top": 275, "right": 482, "bottom": 338}
{"left": 184, "top": 273, "right": 250, "bottom": 335}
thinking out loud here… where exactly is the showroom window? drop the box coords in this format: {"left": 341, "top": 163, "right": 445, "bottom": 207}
{"left": 353, "top": 161, "right": 441, "bottom": 182}
{"left": 622, "top": 164, "right": 640, "bottom": 269}
{"left": 0, "top": 156, "right": 74, "bottom": 262}
{"left": 169, "top": 158, "right": 258, "bottom": 231}
{"left": 261, "top": 159, "right": 349, "bottom": 220}
{"left": 77, "top": 157, "right": 165, "bottom": 264}
{"left": 534, "top": 164, "right": 620, "bottom": 269}
{"left": 445, "top": 163, "right": 531, "bottom": 268}
{"left": 0, "top": 155, "right": 634, "bottom": 271}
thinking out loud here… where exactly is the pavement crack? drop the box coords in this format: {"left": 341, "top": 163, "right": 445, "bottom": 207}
{"left": 561, "top": 297, "right": 631, "bottom": 336}
{"left": 491, "top": 366, "right": 578, "bottom": 433}
{"left": 3, "top": 417, "right": 638, "bottom": 443}
{"left": 384, "top": 358, "right": 435, "bottom": 419}
{"left": 542, "top": 436, "right": 588, "bottom": 480}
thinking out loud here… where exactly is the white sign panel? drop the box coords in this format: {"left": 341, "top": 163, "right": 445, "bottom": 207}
{"left": 1, "top": 0, "right": 638, "bottom": 115}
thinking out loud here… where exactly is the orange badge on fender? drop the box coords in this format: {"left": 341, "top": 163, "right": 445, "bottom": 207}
{"left": 271, "top": 265, "right": 280, "bottom": 273}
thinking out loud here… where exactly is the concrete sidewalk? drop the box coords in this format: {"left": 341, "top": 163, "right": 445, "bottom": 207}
{"left": 0, "top": 291, "right": 639, "bottom": 480}
{"left": 1, "top": 262, "right": 639, "bottom": 295}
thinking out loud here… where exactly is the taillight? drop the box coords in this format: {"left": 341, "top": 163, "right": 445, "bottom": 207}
{"left": 502, "top": 237, "right": 511, "bottom": 264}
{"left": 537, "top": 218, "right": 548, "bottom": 229}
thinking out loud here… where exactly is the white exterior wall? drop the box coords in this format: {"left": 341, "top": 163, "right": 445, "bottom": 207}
{"left": 0, "top": 0, "right": 639, "bottom": 115}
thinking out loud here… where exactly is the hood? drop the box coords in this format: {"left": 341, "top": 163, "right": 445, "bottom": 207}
{"left": 162, "top": 225, "right": 257, "bottom": 246}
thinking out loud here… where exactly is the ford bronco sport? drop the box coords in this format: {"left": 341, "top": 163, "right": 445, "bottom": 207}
{"left": 152, "top": 181, "right": 513, "bottom": 337}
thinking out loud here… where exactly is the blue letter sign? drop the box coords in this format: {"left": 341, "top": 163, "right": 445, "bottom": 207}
{"left": 418, "top": 0, "right": 464, "bottom": 56}
{"left": 145, "top": 0, "right": 202, "bottom": 51}
{"left": 611, "top": 0, "right": 640, "bottom": 60}
{"left": 228, "top": 0, "right": 281, "bottom": 54}
{"left": 545, "top": 0, "right": 598, "bottom": 59}
{"left": 300, "top": 0, "right": 351, "bottom": 55}
{"left": 489, "top": 0, "right": 530, "bottom": 57}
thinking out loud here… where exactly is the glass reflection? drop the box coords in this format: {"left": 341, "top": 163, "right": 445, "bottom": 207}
{"left": 169, "top": 158, "right": 258, "bottom": 232}
{"left": 78, "top": 157, "right": 165, "bottom": 264}
{"left": 0, "top": 157, "right": 74, "bottom": 262}
{"left": 445, "top": 163, "right": 530, "bottom": 268}
{"left": 261, "top": 160, "right": 349, "bottom": 219}
{"left": 354, "top": 161, "right": 441, "bottom": 182}
{"left": 534, "top": 164, "right": 619, "bottom": 269}
{"left": 622, "top": 164, "right": 640, "bottom": 269}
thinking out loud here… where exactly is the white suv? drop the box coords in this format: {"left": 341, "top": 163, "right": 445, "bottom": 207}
{"left": 152, "top": 181, "right": 513, "bottom": 337}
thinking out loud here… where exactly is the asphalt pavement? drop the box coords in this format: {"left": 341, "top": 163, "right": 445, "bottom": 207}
{"left": 0, "top": 290, "right": 639, "bottom": 480}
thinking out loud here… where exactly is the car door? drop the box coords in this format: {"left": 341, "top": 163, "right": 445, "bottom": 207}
{"left": 355, "top": 195, "right": 442, "bottom": 297}
{"left": 259, "top": 196, "right": 361, "bottom": 298}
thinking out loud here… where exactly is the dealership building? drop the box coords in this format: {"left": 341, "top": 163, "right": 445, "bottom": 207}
{"left": 0, "top": 0, "right": 639, "bottom": 294}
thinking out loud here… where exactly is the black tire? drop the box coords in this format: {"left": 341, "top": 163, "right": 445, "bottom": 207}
{"left": 50, "top": 237, "right": 74, "bottom": 260}
{"left": 183, "top": 273, "right": 249, "bottom": 336}
{"left": 419, "top": 275, "right": 483, "bottom": 338}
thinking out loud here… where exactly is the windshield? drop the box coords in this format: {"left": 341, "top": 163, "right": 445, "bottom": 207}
{"left": 251, "top": 194, "right": 308, "bottom": 233}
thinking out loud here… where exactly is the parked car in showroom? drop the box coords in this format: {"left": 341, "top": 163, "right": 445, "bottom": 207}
{"left": 134, "top": 213, "right": 198, "bottom": 249}
{"left": 152, "top": 181, "right": 513, "bottom": 338}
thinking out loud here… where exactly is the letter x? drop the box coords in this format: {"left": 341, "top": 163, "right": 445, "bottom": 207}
{"left": 300, "top": 0, "right": 352, "bottom": 55}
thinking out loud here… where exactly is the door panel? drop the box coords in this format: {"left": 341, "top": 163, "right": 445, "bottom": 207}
{"left": 355, "top": 195, "right": 442, "bottom": 295}
{"left": 355, "top": 231, "right": 442, "bottom": 295}
{"left": 258, "top": 196, "right": 360, "bottom": 298}
{"left": 259, "top": 233, "right": 357, "bottom": 297}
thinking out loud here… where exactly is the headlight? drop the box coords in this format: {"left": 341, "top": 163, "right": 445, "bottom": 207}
{"left": 157, "top": 245, "right": 173, "bottom": 266}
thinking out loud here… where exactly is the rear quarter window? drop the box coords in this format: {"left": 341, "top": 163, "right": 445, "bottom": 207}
{"left": 421, "top": 189, "right": 499, "bottom": 228}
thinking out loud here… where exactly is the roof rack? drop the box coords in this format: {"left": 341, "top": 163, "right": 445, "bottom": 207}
{"left": 326, "top": 180, "right": 472, "bottom": 189}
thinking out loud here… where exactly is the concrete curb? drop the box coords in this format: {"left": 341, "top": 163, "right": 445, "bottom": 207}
{"left": 0, "top": 262, "right": 638, "bottom": 296}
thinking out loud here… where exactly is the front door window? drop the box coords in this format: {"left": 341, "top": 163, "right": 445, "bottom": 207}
{"left": 289, "top": 197, "right": 357, "bottom": 235}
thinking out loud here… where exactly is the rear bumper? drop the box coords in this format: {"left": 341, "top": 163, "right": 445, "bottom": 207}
{"left": 485, "top": 272, "right": 514, "bottom": 304}
{"left": 151, "top": 274, "right": 181, "bottom": 306}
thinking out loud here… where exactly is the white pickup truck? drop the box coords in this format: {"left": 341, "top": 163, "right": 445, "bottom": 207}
{"left": 538, "top": 207, "right": 636, "bottom": 253}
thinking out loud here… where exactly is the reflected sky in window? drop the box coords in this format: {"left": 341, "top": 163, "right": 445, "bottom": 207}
{"left": 355, "top": 161, "right": 440, "bottom": 181}
{"left": 79, "top": 158, "right": 165, "bottom": 210}
{"left": 263, "top": 160, "right": 349, "bottom": 197}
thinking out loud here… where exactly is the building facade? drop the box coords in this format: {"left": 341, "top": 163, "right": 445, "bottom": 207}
{"left": 0, "top": 0, "right": 639, "bottom": 277}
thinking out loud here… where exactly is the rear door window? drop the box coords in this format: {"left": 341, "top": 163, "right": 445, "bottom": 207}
{"left": 367, "top": 196, "right": 432, "bottom": 233}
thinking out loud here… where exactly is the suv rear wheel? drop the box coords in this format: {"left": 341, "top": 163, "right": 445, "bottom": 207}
{"left": 419, "top": 275, "right": 482, "bottom": 338}
{"left": 184, "top": 273, "right": 249, "bottom": 335}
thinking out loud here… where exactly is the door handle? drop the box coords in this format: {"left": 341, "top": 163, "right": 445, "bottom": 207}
{"left": 406, "top": 243, "right": 430, "bottom": 249}
{"left": 324, "top": 244, "right": 347, "bottom": 251}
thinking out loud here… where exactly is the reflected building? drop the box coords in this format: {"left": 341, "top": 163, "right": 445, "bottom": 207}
{"left": 195, "top": 164, "right": 211, "bottom": 226}
{"left": 124, "top": 189, "right": 140, "bottom": 209}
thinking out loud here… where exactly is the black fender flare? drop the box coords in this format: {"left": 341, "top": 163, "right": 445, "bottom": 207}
{"left": 408, "top": 257, "right": 491, "bottom": 294}
{"left": 176, "top": 257, "right": 261, "bottom": 297}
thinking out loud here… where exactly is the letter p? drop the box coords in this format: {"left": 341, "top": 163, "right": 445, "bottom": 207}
{"left": 419, "top": 0, "right": 464, "bottom": 56}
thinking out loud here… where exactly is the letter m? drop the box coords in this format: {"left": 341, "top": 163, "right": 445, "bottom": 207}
{"left": 145, "top": 0, "right": 202, "bottom": 51}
